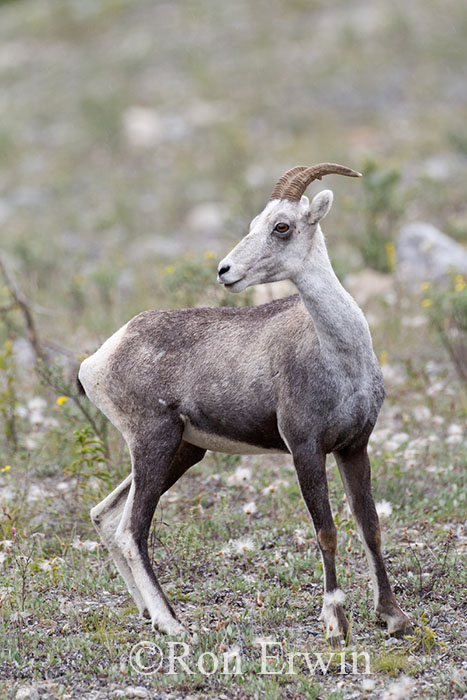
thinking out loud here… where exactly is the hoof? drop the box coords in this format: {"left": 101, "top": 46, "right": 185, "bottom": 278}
{"left": 389, "top": 619, "right": 413, "bottom": 638}
{"left": 152, "top": 616, "right": 187, "bottom": 636}
{"left": 376, "top": 603, "right": 412, "bottom": 637}
{"left": 390, "top": 626, "right": 413, "bottom": 638}
{"left": 326, "top": 630, "right": 350, "bottom": 648}
{"left": 321, "top": 591, "right": 350, "bottom": 646}
{"left": 325, "top": 614, "right": 351, "bottom": 647}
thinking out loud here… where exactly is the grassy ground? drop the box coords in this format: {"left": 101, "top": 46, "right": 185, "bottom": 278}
{"left": 0, "top": 347, "right": 465, "bottom": 699}
{"left": 0, "top": 0, "right": 466, "bottom": 698}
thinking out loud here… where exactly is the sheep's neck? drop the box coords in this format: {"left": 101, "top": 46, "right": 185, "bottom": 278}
{"left": 294, "top": 231, "right": 374, "bottom": 366}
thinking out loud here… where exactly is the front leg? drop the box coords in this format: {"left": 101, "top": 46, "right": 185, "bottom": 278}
{"left": 292, "top": 443, "right": 350, "bottom": 644}
{"left": 334, "top": 444, "right": 412, "bottom": 636}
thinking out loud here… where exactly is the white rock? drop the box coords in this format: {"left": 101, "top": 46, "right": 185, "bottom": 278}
{"left": 253, "top": 280, "right": 296, "bottom": 306}
{"left": 27, "top": 396, "right": 47, "bottom": 414}
{"left": 401, "top": 315, "right": 427, "bottom": 328}
{"left": 15, "top": 687, "right": 40, "bottom": 700}
{"left": 125, "top": 688, "right": 149, "bottom": 699}
{"left": 370, "top": 428, "right": 391, "bottom": 444}
{"left": 123, "top": 107, "right": 163, "bottom": 147}
{"left": 388, "top": 432, "right": 410, "bottom": 448}
{"left": 186, "top": 99, "right": 227, "bottom": 127}
{"left": 381, "top": 363, "right": 406, "bottom": 387}
{"left": 361, "top": 678, "right": 376, "bottom": 691}
{"left": 27, "top": 483, "right": 50, "bottom": 502}
{"left": 0, "top": 197, "right": 12, "bottom": 225}
{"left": 344, "top": 269, "right": 394, "bottom": 306}
{"left": 185, "top": 202, "right": 228, "bottom": 235}
{"left": 397, "top": 222, "right": 467, "bottom": 285}
{"left": 12, "top": 338, "right": 36, "bottom": 369}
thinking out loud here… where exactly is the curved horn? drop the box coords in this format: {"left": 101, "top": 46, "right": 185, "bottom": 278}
{"left": 280, "top": 163, "right": 362, "bottom": 201}
{"left": 269, "top": 166, "right": 309, "bottom": 201}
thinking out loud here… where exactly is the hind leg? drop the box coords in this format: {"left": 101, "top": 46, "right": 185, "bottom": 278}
{"left": 334, "top": 444, "right": 411, "bottom": 636}
{"left": 91, "top": 440, "right": 206, "bottom": 622}
{"left": 115, "top": 420, "right": 207, "bottom": 634}
{"left": 91, "top": 474, "right": 148, "bottom": 615}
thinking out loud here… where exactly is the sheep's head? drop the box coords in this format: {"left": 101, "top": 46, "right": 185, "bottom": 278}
{"left": 218, "top": 163, "right": 361, "bottom": 292}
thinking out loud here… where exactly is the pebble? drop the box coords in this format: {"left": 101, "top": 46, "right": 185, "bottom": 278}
{"left": 15, "top": 688, "right": 40, "bottom": 700}
{"left": 123, "top": 107, "right": 163, "bottom": 147}
{"left": 124, "top": 688, "right": 149, "bottom": 699}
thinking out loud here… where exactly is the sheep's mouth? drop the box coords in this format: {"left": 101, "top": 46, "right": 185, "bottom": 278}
{"left": 223, "top": 278, "right": 245, "bottom": 292}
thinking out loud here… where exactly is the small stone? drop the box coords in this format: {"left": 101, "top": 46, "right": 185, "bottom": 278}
{"left": 15, "top": 687, "right": 40, "bottom": 700}
{"left": 253, "top": 280, "right": 295, "bottom": 305}
{"left": 185, "top": 202, "right": 228, "bottom": 236}
{"left": 123, "top": 107, "right": 163, "bottom": 147}
{"left": 344, "top": 269, "right": 394, "bottom": 305}
{"left": 125, "top": 687, "right": 149, "bottom": 699}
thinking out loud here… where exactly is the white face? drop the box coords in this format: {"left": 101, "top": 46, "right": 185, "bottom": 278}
{"left": 218, "top": 190, "right": 333, "bottom": 292}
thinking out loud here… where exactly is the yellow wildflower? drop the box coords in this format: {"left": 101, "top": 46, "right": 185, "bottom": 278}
{"left": 204, "top": 251, "right": 216, "bottom": 260}
{"left": 379, "top": 350, "right": 388, "bottom": 365}
{"left": 420, "top": 281, "right": 431, "bottom": 291}
{"left": 165, "top": 265, "right": 176, "bottom": 275}
{"left": 455, "top": 275, "right": 466, "bottom": 292}
{"left": 56, "top": 396, "right": 68, "bottom": 406}
{"left": 385, "top": 242, "right": 396, "bottom": 271}
{"left": 422, "top": 298, "right": 432, "bottom": 308}
{"left": 1, "top": 465, "right": 11, "bottom": 472}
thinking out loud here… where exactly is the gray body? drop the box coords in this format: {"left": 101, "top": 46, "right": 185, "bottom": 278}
{"left": 79, "top": 165, "right": 411, "bottom": 640}
{"left": 106, "top": 295, "right": 383, "bottom": 456}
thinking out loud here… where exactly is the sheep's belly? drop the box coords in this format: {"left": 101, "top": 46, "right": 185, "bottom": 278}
{"left": 181, "top": 418, "right": 285, "bottom": 455}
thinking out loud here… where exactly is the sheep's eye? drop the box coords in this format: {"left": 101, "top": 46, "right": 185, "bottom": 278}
{"left": 274, "top": 222, "right": 290, "bottom": 235}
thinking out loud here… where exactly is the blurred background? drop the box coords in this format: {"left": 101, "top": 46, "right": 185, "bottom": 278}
{"left": 0, "top": 1, "right": 466, "bottom": 696}
{"left": 0, "top": 0, "right": 466, "bottom": 347}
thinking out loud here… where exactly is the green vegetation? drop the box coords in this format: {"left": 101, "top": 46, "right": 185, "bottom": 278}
{"left": 424, "top": 273, "right": 467, "bottom": 384}
{"left": 350, "top": 157, "right": 405, "bottom": 273}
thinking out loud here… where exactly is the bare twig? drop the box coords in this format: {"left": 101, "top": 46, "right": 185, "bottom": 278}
{"left": 0, "top": 255, "right": 45, "bottom": 361}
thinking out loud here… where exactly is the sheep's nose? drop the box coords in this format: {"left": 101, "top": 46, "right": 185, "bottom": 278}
{"left": 218, "top": 264, "right": 230, "bottom": 278}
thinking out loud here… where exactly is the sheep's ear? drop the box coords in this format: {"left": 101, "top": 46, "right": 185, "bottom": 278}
{"left": 309, "top": 189, "right": 333, "bottom": 224}
{"left": 249, "top": 214, "right": 260, "bottom": 230}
